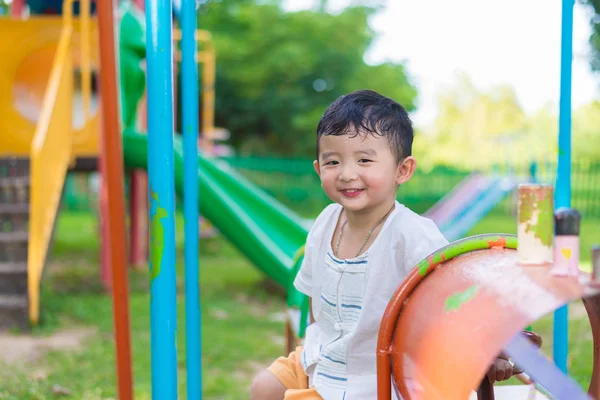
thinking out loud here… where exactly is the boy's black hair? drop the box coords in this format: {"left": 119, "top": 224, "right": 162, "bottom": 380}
{"left": 316, "top": 90, "right": 413, "bottom": 163}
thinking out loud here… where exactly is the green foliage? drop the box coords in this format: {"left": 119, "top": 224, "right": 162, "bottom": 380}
{"left": 195, "top": 1, "right": 417, "bottom": 156}
{"left": 572, "top": 100, "right": 600, "bottom": 161}
{"left": 580, "top": 0, "right": 600, "bottom": 72}
{"left": 420, "top": 74, "right": 528, "bottom": 169}
{"left": 418, "top": 74, "right": 600, "bottom": 169}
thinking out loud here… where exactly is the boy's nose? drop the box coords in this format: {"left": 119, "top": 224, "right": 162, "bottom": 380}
{"left": 339, "top": 164, "right": 357, "bottom": 182}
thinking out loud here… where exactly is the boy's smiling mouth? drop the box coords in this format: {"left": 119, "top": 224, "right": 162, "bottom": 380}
{"left": 340, "top": 188, "right": 364, "bottom": 197}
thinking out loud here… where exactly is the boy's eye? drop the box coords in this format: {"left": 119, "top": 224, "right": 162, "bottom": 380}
{"left": 358, "top": 159, "right": 372, "bottom": 163}
{"left": 324, "top": 160, "right": 339, "bottom": 166}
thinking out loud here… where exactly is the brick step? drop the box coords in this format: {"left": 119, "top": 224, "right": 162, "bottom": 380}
{"left": 0, "top": 204, "right": 29, "bottom": 214}
{"left": 0, "top": 262, "right": 27, "bottom": 273}
{"left": 0, "top": 158, "right": 30, "bottom": 179}
{"left": 0, "top": 294, "right": 29, "bottom": 330}
{"left": 0, "top": 159, "right": 31, "bottom": 331}
{"left": 0, "top": 262, "right": 27, "bottom": 296}
{"left": 0, "top": 176, "right": 30, "bottom": 186}
{"left": 0, "top": 177, "right": 30, "bottom": 205}
{"left": 0, "top": 241, "right": 28, "bottom": 263}
{"left": 0, "top": 206, "right": 29, "bottom": 235}
{"left": 0, "top": 232, "right": 29, "bottom": 264}
{"left": 0, "top": 231, "right": 28, "bottom": 243}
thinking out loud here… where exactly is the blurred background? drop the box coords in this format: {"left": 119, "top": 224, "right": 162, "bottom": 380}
{"left": 56, "top": 0, "right": 600, "bottom": 218}
{"left": 1, "top": 0, "right": 599, "bottom": 399}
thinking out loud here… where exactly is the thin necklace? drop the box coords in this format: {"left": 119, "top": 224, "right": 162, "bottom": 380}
{"left": 334, "top": 204, "right": 395, "bottom": 258}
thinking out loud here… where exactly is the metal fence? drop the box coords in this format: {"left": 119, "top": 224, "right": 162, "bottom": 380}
{"left": 222, "top": 157, "right": 600, "bottom": 219}
{"left": 62, "top": 158, "right": 600, "bottom": 219}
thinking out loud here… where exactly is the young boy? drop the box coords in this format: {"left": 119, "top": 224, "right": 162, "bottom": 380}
{"left": 250, "top": 90, "right": 515, "bottom": 399}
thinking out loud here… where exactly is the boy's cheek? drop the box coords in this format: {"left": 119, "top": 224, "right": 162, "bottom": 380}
{"left": 363, "top": 177, "right": 387, "bottom": 191}
{"left": 320, "top": 176, "right": 336, "bottom": 189}
{"left": 369, "top": 173, "right": 397, "bottom": 189}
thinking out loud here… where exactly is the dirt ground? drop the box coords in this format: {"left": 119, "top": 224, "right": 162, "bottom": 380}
{"left": 0, "top": 327, "right": 97, "bottom": 365}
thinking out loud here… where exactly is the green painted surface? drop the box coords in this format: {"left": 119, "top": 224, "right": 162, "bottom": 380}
{"left": 149, "top": 189, "right": 168, "bottom": 282}
{"left": 518, "top": 189, "right": 553, "bottom": 247}
{"left": 417, "top": 234, "right": 517, "bottom": 277}
{"left": 444, "top": 285, "right": 479, "bottom": 312}
{"left": 535, "top": 203, "right": 554, "bottom": 247}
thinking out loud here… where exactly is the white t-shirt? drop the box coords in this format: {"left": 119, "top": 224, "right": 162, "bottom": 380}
{"left": 293, "top": 201, "right": 449, "bottom": 400}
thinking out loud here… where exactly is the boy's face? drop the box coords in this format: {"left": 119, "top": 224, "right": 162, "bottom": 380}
{"left": 314, "top": 132, "right": 415, "bottom": 215}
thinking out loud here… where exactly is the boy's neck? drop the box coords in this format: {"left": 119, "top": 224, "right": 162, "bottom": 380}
{"left": 343, "top": 200, "right": 396, "bottom": 232}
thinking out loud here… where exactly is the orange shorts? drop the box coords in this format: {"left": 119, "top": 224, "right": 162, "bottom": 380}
{"left": 268, "top": 346, "right": 322, "bottom": 399}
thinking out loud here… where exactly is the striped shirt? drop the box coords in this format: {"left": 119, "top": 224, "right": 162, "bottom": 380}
{"left": 294, "top": 201, "right": 448, "bottom": 399}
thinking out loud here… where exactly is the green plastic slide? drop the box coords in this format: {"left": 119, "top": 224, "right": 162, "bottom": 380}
{"left": 116, "top": 3, "right": 309, "bottom": 330}
{"left": 122, "top": 129, "right": 310, "bottom": 308}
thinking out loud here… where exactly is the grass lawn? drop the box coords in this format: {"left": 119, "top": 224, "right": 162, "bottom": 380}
{"left": 0, "top": 209, "right": 598, "bottom": 399}
{"left": 0, "top": 212, "right": 286, "bottom": 399}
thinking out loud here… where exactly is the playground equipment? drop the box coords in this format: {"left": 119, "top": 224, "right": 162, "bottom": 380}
{"left": 376, "top": 232, "right": 600, "bottom": 399}
{"left": 125, "top": 4, "right": 221, "bottom": 271}
{"left": 112, "top": 0, "right": 313, "bottom": 396}
{"left": 123, "top": 131, "right": 309, "bottom": 287}
{"left": 173, "top": 28, "right": 218, "bottom": 152}
{"left": 424, "top": 172, "right": 517, "bottom": 241}
{"left": 111, "top": 0, "right": 308, "bottom": 397}
{"left": 0, "top": 12, "right": 310, "bottom": 400}
{"left": 0, "top": 0, "right": 98, "bottom": 328}
{"left": 0, "top": 0, "right": 225, "bottom": 327}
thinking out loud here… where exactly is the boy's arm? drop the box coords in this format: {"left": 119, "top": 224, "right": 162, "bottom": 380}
{"left": 309, "top": 297, "right": 315, "bottom": 324}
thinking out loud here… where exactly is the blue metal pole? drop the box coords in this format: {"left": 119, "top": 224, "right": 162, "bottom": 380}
{"left": 553, "top": 0, "right": 574, "bottom": 374}
{"left": 180, "top": 0, "right": 201, "bottom": 398}
{"left": 145, "top": 0, "right": 178, "bottom": 398}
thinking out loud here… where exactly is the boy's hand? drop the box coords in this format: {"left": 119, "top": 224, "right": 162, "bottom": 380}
{"left": 486, "top": 331, "right": 539, "bottom": 384}
{"left": 486, "top": 354, "right": 519, "bottom": 384}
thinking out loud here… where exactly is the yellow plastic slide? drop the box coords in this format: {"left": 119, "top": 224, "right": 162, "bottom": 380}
{"left": 0, "top": 11, "right": 98, "bottom": 324}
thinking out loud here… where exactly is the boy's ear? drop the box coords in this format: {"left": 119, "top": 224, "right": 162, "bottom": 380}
{"left": 313, "top": 160, "right": 321, "bottom": 177}
{"left": 396, "top": 156, "right": 416, "bottom": 185}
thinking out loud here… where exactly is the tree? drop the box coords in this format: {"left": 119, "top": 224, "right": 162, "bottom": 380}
{"left": 423, "top": 74, "right": 528, "bottom": 169}
{"left": 573, "top": 100, "right": 600, "bottom": 161}
{"left": 195, "top": 1, "right": 418, "bottom": 156}
{"left": 580, "top": 0, "right": 600, "bottom": 72}
{"left": 422, "top": 72, "right": 600, "bottom": 170}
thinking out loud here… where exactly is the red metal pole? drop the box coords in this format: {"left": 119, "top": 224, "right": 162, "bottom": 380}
{"left": 11, "top": 0, "right": 25, "bottom": 17}
{"left": 99, "top": 132, "right": 112, "bottom": 290}
{"left": 129, "top": 93, "right": 149, "bottom": 267}
{"left": 97, "top": 0, "right": 133, "bottom": 398}
{"left": 129, "top": 173, "right": 148, "bottom": 267}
